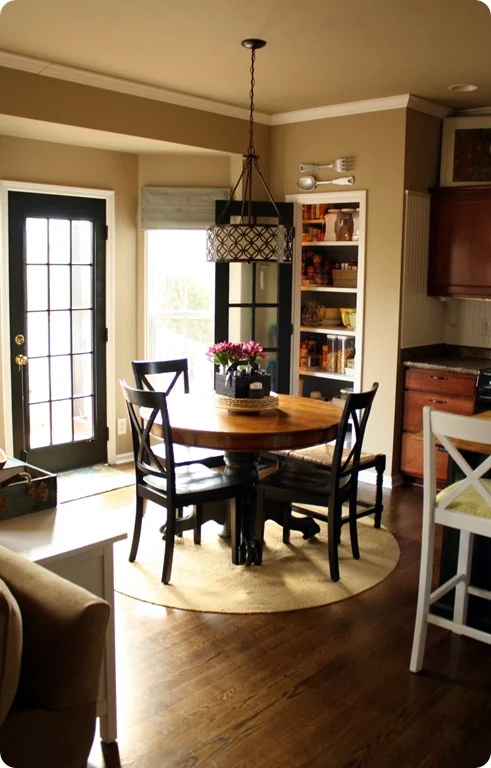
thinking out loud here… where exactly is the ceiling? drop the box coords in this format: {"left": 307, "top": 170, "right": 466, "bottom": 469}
{"left": 0, "top": 0, "right": 490, "bottom": 138}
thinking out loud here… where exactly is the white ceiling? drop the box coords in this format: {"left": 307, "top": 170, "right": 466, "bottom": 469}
{"left": 0, "top": 0, "right": 491, "bottom": 148}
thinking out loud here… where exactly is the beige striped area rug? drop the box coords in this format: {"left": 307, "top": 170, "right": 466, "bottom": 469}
{"left": 113, "top": 505, "right": 400, "bottom": 614}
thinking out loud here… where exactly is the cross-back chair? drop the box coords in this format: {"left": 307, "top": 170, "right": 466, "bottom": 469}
{"left": 410, "top": 406, "right": 491, "bottom": 673}
{"left": 132, "top": 358, "right": 224, "bottom": 469}
{"left": 255, "top": 383, "right": 379, "bottom": 582}
{"left": 120, "top": 380, "right": 242, "bottom": 584}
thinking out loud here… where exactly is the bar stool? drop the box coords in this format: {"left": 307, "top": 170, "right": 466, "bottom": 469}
{"left": 410, "top": 406, "right": 491, "bottom": 673}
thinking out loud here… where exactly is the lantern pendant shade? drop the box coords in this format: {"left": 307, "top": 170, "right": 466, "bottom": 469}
{"left": 206, "top": 39, "right": 294, "bottom": 264}
{"left": 206, "top": 222, "right": 293, "bottom": 263}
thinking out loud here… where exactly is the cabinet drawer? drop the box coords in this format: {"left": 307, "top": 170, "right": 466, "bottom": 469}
{"left": 402, "top": 391, "right": 475, "bottom": 433}
{"left": 404, "top": 368, "right": 477, "bottom": 398}
{"left": 401, "top": 432, "right": 448, "bottom": 483}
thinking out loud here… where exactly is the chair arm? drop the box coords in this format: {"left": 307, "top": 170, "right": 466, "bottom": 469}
{"left": 0, "top": 545, "right": 110, "bottom": 711}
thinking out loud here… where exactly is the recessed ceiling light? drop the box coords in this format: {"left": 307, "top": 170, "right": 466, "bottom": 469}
{"left": 448, "top": 83, "right": 478, "bottom": 92}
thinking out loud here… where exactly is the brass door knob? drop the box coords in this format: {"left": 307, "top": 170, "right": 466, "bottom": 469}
{"left": 15, "top": 354, "right": 28, "bottom": 366}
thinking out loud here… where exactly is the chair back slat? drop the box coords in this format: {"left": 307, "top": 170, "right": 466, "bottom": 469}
{"left": 120, "top": 379, "right": 177, "bottom": 503}
{"left": 424, "top": 406, "right": 491, "bottom": 511}
{"left": 334, "top": 383, "right": 379, "bottom": 480}
{"left": 132, "top": 359, "right": 190, "bottom": 395}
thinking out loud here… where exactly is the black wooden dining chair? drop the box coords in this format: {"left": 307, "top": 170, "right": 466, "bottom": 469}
{"left": 255, "top": 383, "right": 379, "bottom": 582}
{"left": 120, "top": 380, "right": 243, "bottom": 584}
{"left": 132, "top": 358, "right": 224, "bottom": 469}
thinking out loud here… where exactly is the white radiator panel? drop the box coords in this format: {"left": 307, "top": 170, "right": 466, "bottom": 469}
{"left": 401, "top": 191, "right": 445, "bottom": 348}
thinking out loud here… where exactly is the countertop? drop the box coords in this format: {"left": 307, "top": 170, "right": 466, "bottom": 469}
{"left": 403, "top": 356, "right": 491, "bottom": 376}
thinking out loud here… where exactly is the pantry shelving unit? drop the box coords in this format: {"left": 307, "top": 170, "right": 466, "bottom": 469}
{"left": 286, "top": 190, "right": 367, "bottom": 401}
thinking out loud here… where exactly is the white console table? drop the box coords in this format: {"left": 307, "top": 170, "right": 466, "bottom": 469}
{"left": 0, "top": 504, "right": 127, "bottom": 745}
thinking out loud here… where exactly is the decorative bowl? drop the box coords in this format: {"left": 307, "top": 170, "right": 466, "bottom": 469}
{"left": 340, "top": 307, "right": 355, "bottom": 329}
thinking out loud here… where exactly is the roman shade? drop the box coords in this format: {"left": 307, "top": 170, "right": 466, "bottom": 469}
{"left": 141, "top": 187, "right": 230, "bottom": 230}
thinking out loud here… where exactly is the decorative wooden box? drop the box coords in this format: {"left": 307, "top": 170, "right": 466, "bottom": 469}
{"left": 0, "top": 460, "right": 57, "bottom": 521}
{"left": 215, "top": 369, "right": 271, "bottom": 399}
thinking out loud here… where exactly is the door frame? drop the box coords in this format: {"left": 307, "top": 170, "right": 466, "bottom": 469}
{"left": 0, "top": 180, "right": 117, "bottom": 464}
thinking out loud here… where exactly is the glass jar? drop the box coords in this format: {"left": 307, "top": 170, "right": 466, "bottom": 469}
{"left": 326, "top": 335, "right": 338, "bottom": 373}
{"left": 352, "top": 209, "right": 360, "bottom": 241}
{"left": 337, "top": 337, "right": 355, "bottom": 373}
{"left": 324, "top": 209, "right": 338, "bottom": 242}
{"left": 335, "top": 209, "right": 355, "bottom": 241}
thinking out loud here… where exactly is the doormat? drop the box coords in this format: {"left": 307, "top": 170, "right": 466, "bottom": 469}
{"left": 57, "top": 463, "right": 134, "bottom": 504}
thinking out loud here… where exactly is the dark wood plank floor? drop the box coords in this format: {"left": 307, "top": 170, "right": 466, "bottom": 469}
{"left": 89, "top": 482, "right": 491, "bottom": 768}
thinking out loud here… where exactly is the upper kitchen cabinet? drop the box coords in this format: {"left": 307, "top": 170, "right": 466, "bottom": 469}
{"left": 428, "top": 185, "right": 491, "bottom": 298}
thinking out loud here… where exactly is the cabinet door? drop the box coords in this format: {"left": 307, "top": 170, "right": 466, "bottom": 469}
{"left": 428, "top": 185, "right": 491, "bottom": 297}
{"left": 401, "top": 432, "right": 448, "bottom": 483}
{"left": 402, "top": 391, "right": 475, "bottom": 433}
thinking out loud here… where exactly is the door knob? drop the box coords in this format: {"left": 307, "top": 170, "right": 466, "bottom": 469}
{"left": 14, "top": 354, "right": 28, "bottom": 366}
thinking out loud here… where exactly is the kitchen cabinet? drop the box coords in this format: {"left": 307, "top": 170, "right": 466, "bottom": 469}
{"left": 428, "top": 185, "right": 491, "bottom": 298}
{"left": 286, "top": 191, "right": 367, "bottom": 401}
{"left": 400, "top": 366, "right": 477, "bottom": 483}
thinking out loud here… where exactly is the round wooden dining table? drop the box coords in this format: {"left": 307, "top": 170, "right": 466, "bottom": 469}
{"left": 160, "top": 392, "right": 344, "bottom": 565}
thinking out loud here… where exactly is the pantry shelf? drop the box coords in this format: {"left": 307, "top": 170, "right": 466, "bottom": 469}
{"left": 300, "top": 326, "right": 355, "bottom": 337}
{"left": 299, "top": 368, "right": 355, "bottom": 381}
{"left": 301, "top": 286, "right": 357, "bottom": 294}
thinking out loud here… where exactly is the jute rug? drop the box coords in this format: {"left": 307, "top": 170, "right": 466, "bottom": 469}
{"left": 113, "top": 506, "right": 400, "bottom": 614}
{"left": 57, "top": 463, "right": 134, "bottom": 504}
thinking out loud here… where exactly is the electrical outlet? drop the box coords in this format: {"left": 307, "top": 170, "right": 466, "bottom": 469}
{"left": 481, "top": 318, "right": 491, "bottom": 337}
{"left": 117, "top": 418, "right": 127, "bottom": 436}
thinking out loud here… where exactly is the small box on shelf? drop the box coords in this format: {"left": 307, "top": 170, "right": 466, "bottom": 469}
{"left": 332, "top": 269, "right": 357, "bottom": 288}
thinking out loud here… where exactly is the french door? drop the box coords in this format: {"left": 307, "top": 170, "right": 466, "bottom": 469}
{"left": 214, "top": 200, "right": 294, "bottom": 394}
{"left": 8, "top": 192, "right": 107, "bottom": 472}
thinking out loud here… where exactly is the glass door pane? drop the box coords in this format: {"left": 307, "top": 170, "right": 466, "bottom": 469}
{"left": 25, "top": 216, "right": 95, "bottom": 449}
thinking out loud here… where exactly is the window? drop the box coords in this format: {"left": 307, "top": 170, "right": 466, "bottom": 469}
{"left": 145, "top": 230, "right": 215, "bottom": 391}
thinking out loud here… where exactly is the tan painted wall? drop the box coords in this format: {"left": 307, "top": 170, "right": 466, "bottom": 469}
{"left": 0, "top": 134, "right": 138, "bottom": 455}
{"left": 404, "top": 109, "right": 441, "bottom": 194}
{"left": 270, "top": 109, "right": 407, "bottom": 477}
{"left": 0, "top": 67, "right": 269, "bottom": 159}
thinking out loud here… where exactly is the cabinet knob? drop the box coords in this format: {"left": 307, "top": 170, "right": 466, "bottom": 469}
{"left": 429, "top": 398, "right": 447, "bottom": 404}
{"left": 430, "top": 375, "right": 448, "bottom": 380}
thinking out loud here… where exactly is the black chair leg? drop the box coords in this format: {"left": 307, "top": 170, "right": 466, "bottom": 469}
{"left": 161, "top": 509, "right": 176, "bottom": 584}
{"left": 349, "top": 492, "right": 360, "bottom": 560}
{"left": 254, "top": 493, "right": 265, "bottom": 565}
{"left": 129, "top": 493, "right": 145, "bottom": 562}
{"left": 327, "top": 503, "right": 340, "bottom": 582}
{"left": 374, "top": 454, "right": 385, "bottom": 528}
{"left": 231, "top": 498, "right": 241, "bottom": 565}
{"left": 282, "top": 503, "right": 291, "bottom": 544}
{"left": 194, "top": 504, "right": 203, "bottom": 545}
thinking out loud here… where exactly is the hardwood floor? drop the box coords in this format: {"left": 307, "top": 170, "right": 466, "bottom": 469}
{"left": 88, "top": 481, "right": 491, "bottom": 768}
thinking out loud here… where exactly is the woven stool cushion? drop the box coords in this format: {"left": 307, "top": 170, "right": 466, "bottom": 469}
{"left": 437, "top": 479, "right": 491, "bottom": 519}
{"left": 276, "top": 444, "right": 377, "bottom": 467}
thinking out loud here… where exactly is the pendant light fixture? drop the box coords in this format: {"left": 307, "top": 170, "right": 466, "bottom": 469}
{"left": 206, "top": 39, "right": 294, "bottom": 263}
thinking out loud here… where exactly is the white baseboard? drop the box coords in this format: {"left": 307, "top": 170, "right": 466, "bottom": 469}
{"left": 114, "top": 452, "right": 133, "bottom": 465}
{"left": 358, "top": 468, "right": 402, "bottom": 489}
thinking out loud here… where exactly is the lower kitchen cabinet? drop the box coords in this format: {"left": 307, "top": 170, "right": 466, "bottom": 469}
{"left": 400, "top": 366, "right": 477, "bottom": 484}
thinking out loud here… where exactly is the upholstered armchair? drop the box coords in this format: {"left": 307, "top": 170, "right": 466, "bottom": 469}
{"left": 0, "top": 544, "right": 110, "bottom": 768}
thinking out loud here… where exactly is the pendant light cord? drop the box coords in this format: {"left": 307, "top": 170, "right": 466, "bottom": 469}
{"left": 247, "top": 47, "right": 256, "bottom": 157}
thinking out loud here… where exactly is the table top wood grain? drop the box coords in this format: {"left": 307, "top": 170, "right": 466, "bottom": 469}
{"left": 161, "top": 392, "right": 344, "bottom": 452}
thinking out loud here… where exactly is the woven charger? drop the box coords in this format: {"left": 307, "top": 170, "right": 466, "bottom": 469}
{"left": 214, "top": 393, "right": 279, "bottom": 412}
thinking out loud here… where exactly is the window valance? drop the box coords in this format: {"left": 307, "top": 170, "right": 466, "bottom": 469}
{"left": 140, "top": 186, "right": 230, "bottom": 230}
